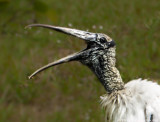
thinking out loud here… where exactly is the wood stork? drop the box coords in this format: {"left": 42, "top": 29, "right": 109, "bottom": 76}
{"left": 26, "top": 24, "right": 160, "bottom": 122}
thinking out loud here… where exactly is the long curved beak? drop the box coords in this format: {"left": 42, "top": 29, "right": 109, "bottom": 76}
{"left": 26, "top": 24, "right": 96, "bottom": 79}
{"left": 26, "top": 24, "right": 97, "bottom": 42}
{"left": 28, "top": 51, "right": 88, "bottom": 79}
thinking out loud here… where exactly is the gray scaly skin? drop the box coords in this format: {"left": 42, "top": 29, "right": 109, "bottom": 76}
{"left": 80, "top": 47, "right": 124, "bottom": 93}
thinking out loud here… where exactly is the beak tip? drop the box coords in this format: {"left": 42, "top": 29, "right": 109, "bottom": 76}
{"left": 25, "top": 24, "right": 39, "bottom": 29}
{"left": 25, "top": 25, "right": 32, "bottom": 30}
{"left": 28, "top": 75, "right": 33, "bottom": 80}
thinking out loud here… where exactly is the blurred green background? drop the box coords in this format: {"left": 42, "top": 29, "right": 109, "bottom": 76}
{"left": 0, "top": 0, "right": 160, "bottom": 121}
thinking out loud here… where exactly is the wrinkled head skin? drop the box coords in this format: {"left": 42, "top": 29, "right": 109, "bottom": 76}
{"left": 26, "top": 24, "right": 117, "bottom": 92}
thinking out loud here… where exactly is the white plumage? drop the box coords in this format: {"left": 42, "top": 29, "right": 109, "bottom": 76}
{"left": 101, "top": 79, "right": 160, "bottom": 122}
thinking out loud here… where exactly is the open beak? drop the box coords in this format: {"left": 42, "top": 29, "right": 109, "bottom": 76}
{"left": 26, "top": 24, "right": 97, "bottom": 79}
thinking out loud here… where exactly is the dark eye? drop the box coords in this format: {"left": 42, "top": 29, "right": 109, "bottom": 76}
{"left": 100, "top": 37, "right": 106, "bottom": 43}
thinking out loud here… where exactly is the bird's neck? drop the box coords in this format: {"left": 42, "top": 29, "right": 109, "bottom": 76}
{"left": 101, "top": 51, "right": 124, "bottom": 93}
{"left": 84, "top": 47, "right": 124, "bottom": 93}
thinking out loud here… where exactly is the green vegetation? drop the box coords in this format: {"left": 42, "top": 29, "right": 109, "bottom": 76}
{"left": 0, "top": 0, "right": 160, "bottom": 121}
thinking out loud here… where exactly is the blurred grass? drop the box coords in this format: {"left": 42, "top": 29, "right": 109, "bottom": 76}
{"left": 0, "top": 0, "right": 160, "bottom": 121}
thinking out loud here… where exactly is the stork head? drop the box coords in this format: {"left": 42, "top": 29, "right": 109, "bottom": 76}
{"left": 26, "top": 24, "right": 117, "bottom": 91}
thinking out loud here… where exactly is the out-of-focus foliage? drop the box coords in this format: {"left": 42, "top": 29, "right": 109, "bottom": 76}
{"left": 0, "top": 0, "right": 160, "bottom": 121}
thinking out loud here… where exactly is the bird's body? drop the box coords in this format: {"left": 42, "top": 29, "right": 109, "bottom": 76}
{"left": 101, "top": 79, "right": 160, "bottom": 122}
{"left": 26, "top": 24, "right": 160, "bottom": 122}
